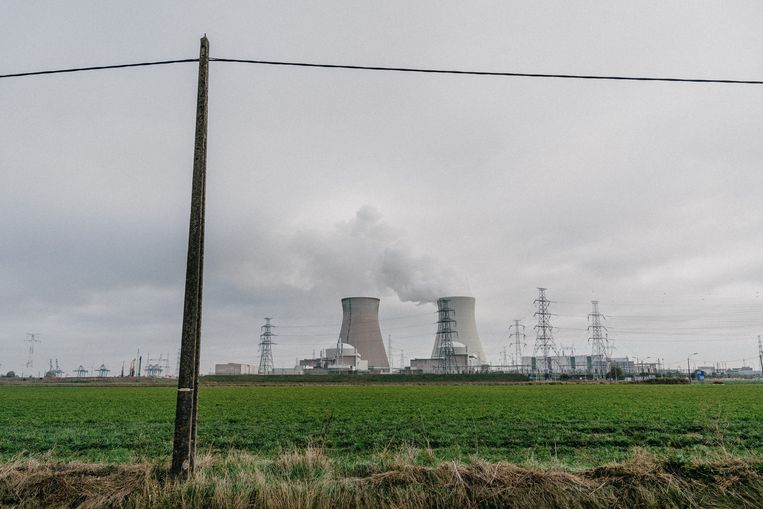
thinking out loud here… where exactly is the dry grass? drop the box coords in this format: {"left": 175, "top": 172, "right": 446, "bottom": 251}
{"left": 2, "top": 448, "right": 763, "bottom": 508}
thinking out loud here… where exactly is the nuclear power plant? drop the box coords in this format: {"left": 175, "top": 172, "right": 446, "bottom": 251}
{"left": 299, "top": 296, "right": 390, "bottom": 373}
{"left": 298, "top": 295, "right": 489, "bottom": 374}
{"left": 239, "top": 288, "right": 761, "bottom": 380}
{"left": 430, "top": 297, "right": 486, "bottom": 364}
{"left": 405, "top": 296, "right": 488, "bottom": 374}
{"left": 339, "top": 297, "right": 389, "bottom": 369}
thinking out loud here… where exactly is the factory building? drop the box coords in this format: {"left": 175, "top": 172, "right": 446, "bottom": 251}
{"left": 430, "top": 296, "right": 487, "bottom": 365}
{"left": 339, "top": 297, "right": 389, "bottom": 370}
{"left": 409, "top": 341, "right": 479, "bottom": 374}
{"left": 214, "top": 363, "right": 256, "bottom": 375}
{"left": 299, "top": 343, "right": 369, "bottom": 373}
{"left": 520, "top": 354, "right": 608, "bottom": 375}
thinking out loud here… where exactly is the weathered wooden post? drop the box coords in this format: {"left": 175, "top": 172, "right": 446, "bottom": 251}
{"left": 171, "top": 35, "right": 208, "bottom": 479}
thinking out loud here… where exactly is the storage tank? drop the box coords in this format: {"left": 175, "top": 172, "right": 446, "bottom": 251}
{"left": 431, "top": 296, "right": 486, "bottom": 364}
{"left": 339, "top": 297, "right": 389, "bottom": 369}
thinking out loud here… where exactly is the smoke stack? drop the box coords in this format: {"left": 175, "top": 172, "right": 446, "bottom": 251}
{"left": 339, "top": 297, "right": 389, "bottom": 369}
{"left": 431, "top": 296, "right": 486, "bottom": 364}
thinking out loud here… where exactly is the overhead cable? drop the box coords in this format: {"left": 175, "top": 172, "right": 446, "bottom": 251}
{"left": 0, "top": 59, "right": 199, "bottom": 79}
{"left": 210, "top": 57, "right": 763, "bottom": 85}
{"left": 1, "top": 56, "right": 762, "bottom": 85}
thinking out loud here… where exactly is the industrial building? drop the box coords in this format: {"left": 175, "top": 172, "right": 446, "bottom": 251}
{"left": 409, "top": 341, "right": 478, "bottom": 374}
{"left": 214, "top": 363, "right": 256, "bottom": 375}
{"left": 521, "top": 354, "right": 608, "bottom": 375}
{"left": 300, "top": 343, "right": 369, "bottom": 373}
{"left": 517, "top": 355, "right": 663, "bottom": 377}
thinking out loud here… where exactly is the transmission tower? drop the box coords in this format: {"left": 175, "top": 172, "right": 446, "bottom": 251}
{"left": 46, "top": 359, "right": 64, "bottom": 378}
{"left": 258, "top": 318, "right": 276, "bottom": 375}
{"left": 508, "top": 320, "right": 526, "bottom": 372}
{"left": 144, "top": 353, "right": 169, "bottom": 377}
{"left": 388, "top": 334, "right": 393, "bottom": 369}
{"left": 24, "top": 333, "right": 41, "bottom": 370}
{"left": 533, "top": 288, "right": 559, "bottom": 375}
{"left": 436, "top": 299, "right": 459, "bottom": 374}
{"left": 588, "top": 301, "right": 609, "bottom": 378}
{"left": 758, "top": 335, "right": 763, "bottom": 376}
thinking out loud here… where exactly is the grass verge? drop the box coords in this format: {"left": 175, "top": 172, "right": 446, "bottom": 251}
{"left": 2, "top": 448, "right": 763, "bottom": 508}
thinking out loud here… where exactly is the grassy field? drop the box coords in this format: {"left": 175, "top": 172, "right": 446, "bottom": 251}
{"left": 2, "top": 383, "right": 762, "bottom": 467}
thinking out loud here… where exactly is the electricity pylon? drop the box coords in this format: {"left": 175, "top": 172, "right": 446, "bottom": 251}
{"left": 258, "top": 318, "right": 276, "bottom": 375}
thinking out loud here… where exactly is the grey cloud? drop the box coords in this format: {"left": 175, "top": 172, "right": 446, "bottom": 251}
{"left": 2, "top": 1, "right": 763, "bottom": 373}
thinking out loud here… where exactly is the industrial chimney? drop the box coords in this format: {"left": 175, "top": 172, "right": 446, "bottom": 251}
{"left": 339, "top": 297, "right": 389, "bottom": 369}
{"left": 431, "top": 296, "right": 486, "bottom": 364}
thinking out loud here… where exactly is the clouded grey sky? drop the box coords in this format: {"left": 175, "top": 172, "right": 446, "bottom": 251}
{"left": 2, "top": 1, "right": 763, "bottom": 375}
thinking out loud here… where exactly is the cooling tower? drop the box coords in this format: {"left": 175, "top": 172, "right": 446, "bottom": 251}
{"left": 431, "top": 296, "right": 486, "bottom": 364}
{"left": 339, "top": 297, "right": 389, "bottom": 369}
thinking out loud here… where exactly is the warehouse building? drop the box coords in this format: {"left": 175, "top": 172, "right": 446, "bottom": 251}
{"left": 214, "top": 363, "right": 256, "bottom": 375}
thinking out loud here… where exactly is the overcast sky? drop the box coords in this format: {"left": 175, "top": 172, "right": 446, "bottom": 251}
{"left": 2, "top": 1, "right": 763, "bottom": 375}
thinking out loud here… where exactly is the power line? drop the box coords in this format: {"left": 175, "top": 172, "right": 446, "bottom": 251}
{"left": 210, "top": 57, "right": 763, "bottom": 85}
{"left": 1, "top": 56, "right": 762, "bottom": 85}
{"left": 0, "top": 59, "right": 199, "bottom": 79}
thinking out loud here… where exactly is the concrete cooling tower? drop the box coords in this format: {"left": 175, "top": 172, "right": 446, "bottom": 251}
{"left": 339, "top": 297, "right": 389, "bottom": 369}
{"left": 431, "top": 296, "right": 486, "bottom": 364}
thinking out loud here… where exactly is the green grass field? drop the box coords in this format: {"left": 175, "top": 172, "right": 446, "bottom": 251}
{"left": 1, "top": 383, "right": 762, "bottom": 466}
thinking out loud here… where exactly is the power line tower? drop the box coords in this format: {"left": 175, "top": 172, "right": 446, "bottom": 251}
{"left": 758, "top": 335, "right": 763, "bottom": 376}
{"left": 162, "top": 353, "right": 170, "bottom": 376}
{"left": 24, "top": 333, "right": 41, "bottom": 370}
{"left": 334, "top": 334, "right": 344, "bottom": 367}
{"left": 436, "top": 299, "right": 459, "bottom": 374}
{"left": 46, "top": 359, "right": 64, "bottom": 378}
{"left": 533, "top": 288, "right": 559, "bottom": 376}
{"left": 258, "top": 318, "right": 276, "bottom": 375}
{"left": 387, "top": 334, "right": 393, "bottom": 369}
{"left": 508, "top": 320, "right": 526, "bottom": 372}
{"left": 588, "top": 301, "right": 609, "bottom": 378}
{"left": 145, "top": 353, "right": 169, "bottom": 377}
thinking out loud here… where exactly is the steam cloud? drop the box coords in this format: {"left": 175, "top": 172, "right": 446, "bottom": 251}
{"left": 285, "top": 206, "right": 462, "bottom": 304}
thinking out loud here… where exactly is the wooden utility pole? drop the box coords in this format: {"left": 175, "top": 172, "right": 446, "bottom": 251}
{"left": 171, "top": 35, "right": 209, "bottom": 479}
